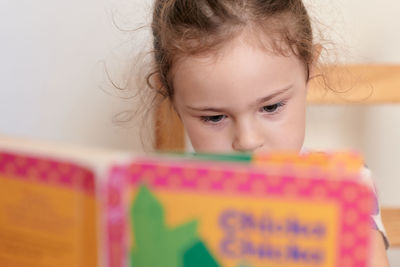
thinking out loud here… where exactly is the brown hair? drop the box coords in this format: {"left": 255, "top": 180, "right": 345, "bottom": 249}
{"left": 148, "top": 0, "right": 316, "bottom": 101}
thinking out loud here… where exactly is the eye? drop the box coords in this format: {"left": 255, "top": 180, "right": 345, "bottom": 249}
{"left": 200, "top": 115, "right": 226, "bottom": 124}
{"left": 261, "top": 102, "right": 285, "bottom": 113}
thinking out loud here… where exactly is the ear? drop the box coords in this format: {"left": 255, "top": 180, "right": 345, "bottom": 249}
{"left": 308, "top": 44, "right": 323, "bottom": 80}
{"left": 152, "top": 73, "right": 164, "bottom": 93}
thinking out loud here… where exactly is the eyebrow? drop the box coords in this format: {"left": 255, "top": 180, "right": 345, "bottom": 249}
{"left": 185, "top": 85, "right": 293, "bottom": 112}
{"left": 253, "top": 86, "right": 292, "bottom": 106}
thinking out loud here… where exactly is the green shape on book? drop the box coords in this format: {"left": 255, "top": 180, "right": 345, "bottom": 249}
{"left": 130, "top": 185, "right": 199, "bottom": 267}
{"left": 160, "top": 151, "right": 253, "bottom": 162}
{"left": 183, "top": 240, "right": 220, "bottom": 267}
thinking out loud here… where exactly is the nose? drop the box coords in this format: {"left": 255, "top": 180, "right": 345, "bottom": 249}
{"left": 232, "top": 121, "right": 264, "bottom": 153}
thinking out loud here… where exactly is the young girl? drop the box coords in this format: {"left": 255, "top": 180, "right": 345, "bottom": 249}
{"left": 142, "top": 0, "right": 389, "bottom": 264}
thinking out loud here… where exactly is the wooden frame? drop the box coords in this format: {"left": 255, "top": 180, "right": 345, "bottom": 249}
{"left": 382, "top": 208, "right": 400, "bottom": 247}
{"left": 154, "top": 64, "right": 400, "bottom": 247}
{"left": 307, "top": 64, "right": 400, "bottom": 104}
{"left": 155, "top": 100, "right": 185, "bottom": 152}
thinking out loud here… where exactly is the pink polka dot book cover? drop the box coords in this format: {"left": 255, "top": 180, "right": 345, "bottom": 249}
{"left": 0, "top": 136, "right": 374, "bottom": 267}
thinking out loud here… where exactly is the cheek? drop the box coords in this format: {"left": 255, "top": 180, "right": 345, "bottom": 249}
{"left": 182, "top": 118, "right": 233, "bottom": 153}
{"left": 262, "top": 98, "right": 306, "bottom": 151}
{"left": 280, "top": 97, "right": 306, "bottom": 150}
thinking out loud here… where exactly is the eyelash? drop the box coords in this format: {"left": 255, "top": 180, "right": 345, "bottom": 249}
{"left": 259, "top": 101, "right": 286, "bottom": 114}
{"left": 200, "top": 115, "right": 227, "bottom": 124}
{"left": 200, "top": 101, "right": 286, "bottom": 125}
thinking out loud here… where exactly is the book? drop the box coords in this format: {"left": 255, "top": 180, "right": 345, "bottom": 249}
{"left": 0, "top": 136, "right": 374, "bottom": 267}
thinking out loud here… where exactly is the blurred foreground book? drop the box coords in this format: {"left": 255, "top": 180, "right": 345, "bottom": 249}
{"left": 0, "top": 136, "right": 374, "bottom": 267}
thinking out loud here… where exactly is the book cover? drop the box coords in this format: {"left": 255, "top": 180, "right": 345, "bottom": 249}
{"left": 106, "top": 153, "right": 373, "bottom": 267}
{"left": 0, "top": 137, "right": 374, "bottom": 267}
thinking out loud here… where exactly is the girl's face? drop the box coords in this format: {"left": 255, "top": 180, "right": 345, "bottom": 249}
{"left": 172, "top": 36, "right": 309, "bottom": 154}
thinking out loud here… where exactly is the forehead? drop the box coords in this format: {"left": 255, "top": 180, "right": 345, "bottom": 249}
{"left": 172, "top": 37, "right": 306, "bottom": 107}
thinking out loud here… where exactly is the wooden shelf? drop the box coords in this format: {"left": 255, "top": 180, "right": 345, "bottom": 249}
{"left": 155, "top": 99, "right": 185, "bottom": 152}
{"left": 381, "top": 208, "right": 400, "bottom": 247}
{"left": 308, "top": 64, "right": 400, "bottom": 104}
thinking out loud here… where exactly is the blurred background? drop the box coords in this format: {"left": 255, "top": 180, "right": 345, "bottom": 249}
{"left": 0, "top": 0, "right": 399, "bottom": 263}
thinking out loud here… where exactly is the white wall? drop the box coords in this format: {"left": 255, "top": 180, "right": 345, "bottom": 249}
{"left": 0, "top": 0, "right": 152, "bottom": 151}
